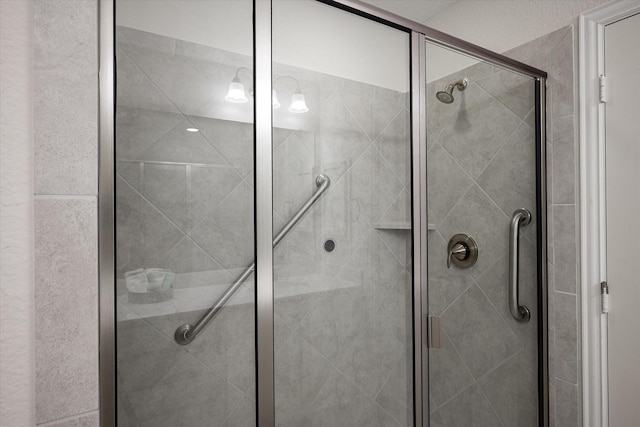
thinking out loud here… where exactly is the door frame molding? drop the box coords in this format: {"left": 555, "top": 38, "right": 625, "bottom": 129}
{"left": 578, "top": 2, "right": 640, "bottom": 426}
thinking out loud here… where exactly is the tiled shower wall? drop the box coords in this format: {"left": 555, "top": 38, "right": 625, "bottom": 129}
{"left": 505, "top": 26, "right": 582, "bottom": 427}
{"left": 114, "top": 27, "right": 413, "bottom": 427}
{"left": 31, "top": 1, "right": 582, "bottom": 426}
{"left": 426, "top": 62, "right": 539, "bottom": 427}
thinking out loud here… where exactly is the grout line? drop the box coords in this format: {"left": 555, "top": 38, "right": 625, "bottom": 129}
{"left": 186, "top": 116, "right": 248, "bottom": 181}
{"left": 436, "top": 140, "right": 476, "bottom": 187}
{"left": 552, "top": 112, "right": 576, "bottom": 121}
{"left": 371, "top": 140, "right": 407, "bottom": 192}
{"left": 296, "top": 329, "right": 406, "bottom": 426}
{"left": 292, "top": 229, "right": 375, "bottom": 329}
{"left": 371, "top": 114, "right": 409, "bottom": 185}
{"left": 337, "top": 91, "right": 377, "bottom": 142}
{"left": 116, "top": 173, "right": 187, "bottom": 234}
{"left": 554, "top": 376, "right": 579, "bottom": 387}
{"left": 473, "top": 123, "right": 526, "bottom": 183}
{"left": 431, "top": 378, "right": 474, "bottom": 412}
{"left": 554, "top": 289, "right": 577, "bottom": 297}
{"left": 117, "top": 46, "right": 248, "bottom": 181}
{"left": 432, "top": 329, "right": 476, "bottom": 408}
{"left": 475, "top": 378, "right": 509, "bottom": 427}
{"left": 117, "top": 47, "right": 186, "bottom": 117}
{"left": 34, "top": 194, "right": 97, "bottom": 200}
{"left": 375, "top": 227, "right": 408, "bottom": 269}
{"left": 474, "top": 252, "right": 526, "bottom": 330}
{"left": 429, "top": 173, "right": 474, "bottom": 232}
{"left": 473, "top": 178, "right": 513, "bottom": 223}
{"left": 438, "top": 279, "right": 474, "bottom": 319}
{"left": 474, "top": 78, "right": 532, "bottom": 125}
{"left": 37, "top": 410, "right": 99, "bottom": 426}
{"left": 476, "top": 347, "right": 525, "bottom": 383}
{"left": 375, "top": 187, "right": 407, "bottom": 230}
{"left": 116, "top": 173, "right": 245, "bottom": 276}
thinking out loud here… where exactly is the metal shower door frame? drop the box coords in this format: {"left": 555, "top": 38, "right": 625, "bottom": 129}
{"left": 98, "top": 1, "right": 548, "bottom": 426}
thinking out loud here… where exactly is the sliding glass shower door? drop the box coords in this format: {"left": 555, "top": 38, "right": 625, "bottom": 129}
{"left": 271, "top": 1, "right": 414, "bottom": 425}
{"left": 425, "top": 43, "right": 543, "bottom": 427}
{"left": 114, "top": 1, "right": 257, "bottom": 425}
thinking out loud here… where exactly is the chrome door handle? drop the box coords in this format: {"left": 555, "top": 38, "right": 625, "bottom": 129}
{"left": 509, "top": 208, "right": 531, "bottom": 323}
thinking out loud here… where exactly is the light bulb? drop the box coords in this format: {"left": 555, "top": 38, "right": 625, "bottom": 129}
{"left": 288, "top": 91, "right": 308, "bottom": 113}
{"left": 225, "top": 78, "right": 248, "bottom": 103}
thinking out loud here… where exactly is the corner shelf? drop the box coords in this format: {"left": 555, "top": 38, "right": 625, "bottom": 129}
{"left": 373, "top": 222, "right": 436, "bottom": 231}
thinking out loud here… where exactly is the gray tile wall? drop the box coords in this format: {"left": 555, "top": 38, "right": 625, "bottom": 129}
{"left": 33, "top": 0, "right": 99, "bottom": 425}
{"left": 505, "top": 26, "right": 581, "bottom": 427}
{"left": 426, "top": 60, "right": 539, "bottom": 427}
{"left": 115, "top": 27, "right": 413, "bottom": 426}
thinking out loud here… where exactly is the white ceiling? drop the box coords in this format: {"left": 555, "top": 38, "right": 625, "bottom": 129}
{"left": 360, "top": 0, "right": 460, "bottom": 23}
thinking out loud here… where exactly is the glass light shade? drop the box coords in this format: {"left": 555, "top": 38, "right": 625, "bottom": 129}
{"left": 272, "top": 89, "right": 281, "bottom": 109}
{"left": 288, "top": 91, "right": 308, "bottom": 113}
{"left": 225, "top": 79, "right": 248, "bottom": 103}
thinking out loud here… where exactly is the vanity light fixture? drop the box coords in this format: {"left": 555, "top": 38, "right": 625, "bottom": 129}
{"left": 225, "top": 68, "right": 250, "bottom": 103}
{"left": 288, "top": 89, "right": 308, "bottom": 113}
{"left": 225, "top": 68, "right": 308, "bottom": 113}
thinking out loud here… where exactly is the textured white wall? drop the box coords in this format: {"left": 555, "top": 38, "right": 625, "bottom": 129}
{"left": 117, "top": 0, "right": 410, "bottom": 91}
{"left": 425, "top": 0, "right": 612, "bottom": 53}
{"left": 0, "top": 0, "right": 36, "bottom": 426}
{"left": 425, "top": 1, "right": 612, "bottom": 88}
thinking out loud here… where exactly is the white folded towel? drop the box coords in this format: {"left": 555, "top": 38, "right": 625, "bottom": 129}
{"left": 146, "top": 268, "right": 175, "bottom": 291}
{"left": 124, "top": 268, "right": 149, "bottom": 293}
{"left": 125, "top": 268, "right": 174, "bottom": 303}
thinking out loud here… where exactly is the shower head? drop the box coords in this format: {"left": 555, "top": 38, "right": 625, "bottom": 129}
{"left": 436, "top": 77, "right": 468, "bottom": 104}
{"left": 436, "top": 89, "right": 455, "bottom": 104}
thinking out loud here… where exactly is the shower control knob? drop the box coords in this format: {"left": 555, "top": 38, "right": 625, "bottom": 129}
{"left": 447, "top": 234, "right": 478, "bottom": 269}
{"left": 447, "top": 243, "right": 468, "bottom": 268}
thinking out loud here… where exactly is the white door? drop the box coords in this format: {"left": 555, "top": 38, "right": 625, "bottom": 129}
{"left": 604, "top": 12, "right": 640, "bottom": 427}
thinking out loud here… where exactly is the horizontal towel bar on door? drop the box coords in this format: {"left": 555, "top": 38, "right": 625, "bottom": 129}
{"left": 174, "top": 174, "right": 331, "bottom": 345}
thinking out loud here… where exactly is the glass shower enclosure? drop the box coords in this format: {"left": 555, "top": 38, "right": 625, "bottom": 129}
{"left": 99, "top": 0, "right": 548, "bottom": 426}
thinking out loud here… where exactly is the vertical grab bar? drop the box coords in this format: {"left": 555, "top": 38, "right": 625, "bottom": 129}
{"left": 509, "top": 208, "right": 532, "bottom": 323}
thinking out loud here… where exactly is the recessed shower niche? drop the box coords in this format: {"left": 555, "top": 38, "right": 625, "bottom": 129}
{"left": 100, "top": 1, "right": 548, "bottom": 426}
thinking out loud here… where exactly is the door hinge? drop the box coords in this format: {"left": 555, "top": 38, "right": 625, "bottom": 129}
{"left": 599, "top": 75, "right": 607, "bottom": 103}
{"left": 601, "top": 281, "right": 609, "bottom": 314}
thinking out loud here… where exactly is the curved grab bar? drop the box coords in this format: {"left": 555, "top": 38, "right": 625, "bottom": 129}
{"left": 174, "top": 174, "right": 331, "bottom": 345}
{"left": 509, "top": 208, "right": 532, "bottom": 323}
